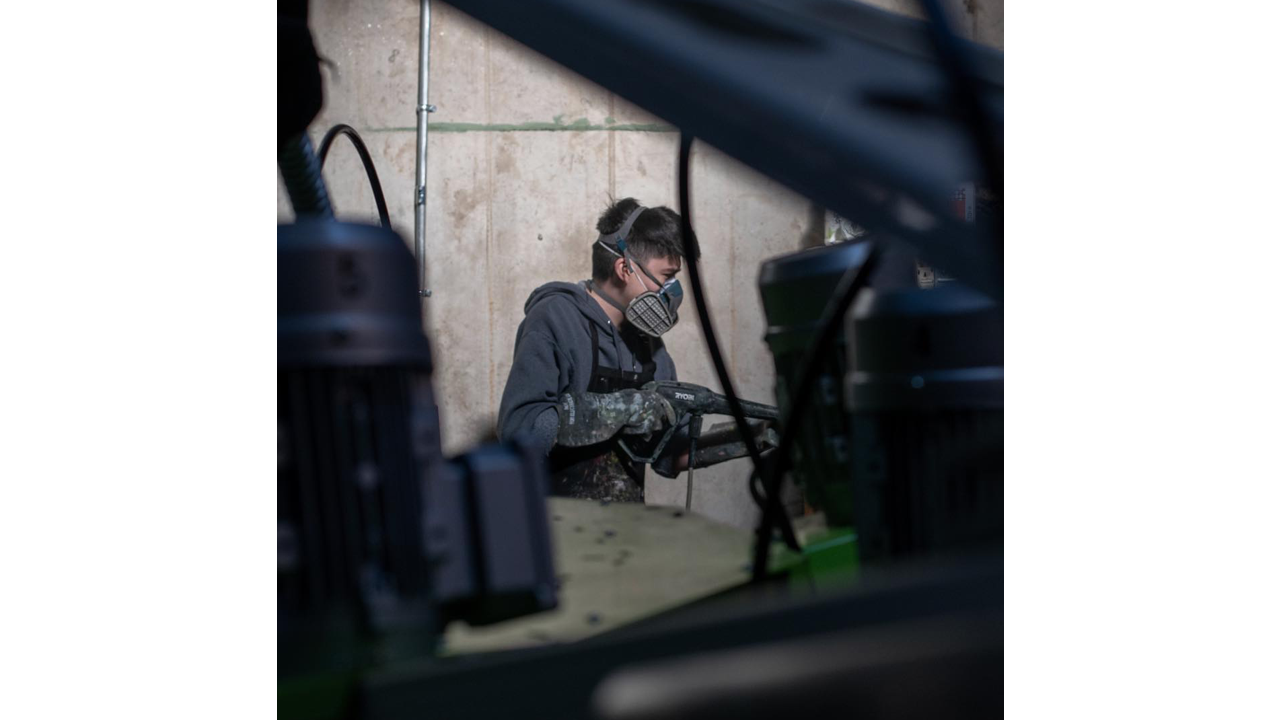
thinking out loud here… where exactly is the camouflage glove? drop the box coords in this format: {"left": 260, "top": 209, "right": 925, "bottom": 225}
{"left": 555, "top": 388, "right": 677, "bottom": 447}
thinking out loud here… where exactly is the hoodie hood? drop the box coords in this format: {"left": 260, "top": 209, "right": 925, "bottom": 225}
{"left": 524, "top": 280, "right": 614, "bottom": 331}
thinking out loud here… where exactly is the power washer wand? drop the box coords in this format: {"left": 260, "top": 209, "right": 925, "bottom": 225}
{"left": 617, "top": 381, "right": 780, "bottom": 510}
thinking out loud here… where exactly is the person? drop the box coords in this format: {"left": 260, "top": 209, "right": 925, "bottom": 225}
{"left": 497, "top": 197, "right": 770, "bottom": 503}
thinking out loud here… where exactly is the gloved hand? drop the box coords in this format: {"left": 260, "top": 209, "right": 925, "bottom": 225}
{"left": 555, "top": 388, "right": 677, "bottom": 447}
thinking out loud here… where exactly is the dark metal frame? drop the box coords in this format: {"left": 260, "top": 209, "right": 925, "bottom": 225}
{"left": 444, "top": 0, "right": 1003, "bottom": 298}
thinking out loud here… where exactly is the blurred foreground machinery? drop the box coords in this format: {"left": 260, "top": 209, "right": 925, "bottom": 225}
{"left": 277, "top": 220, "right": 558, "bottom": 717}
{"left": 278, "top": 0, "right": 1004, "bottom": 718}
{"left": 278, "top": 221, "right": 441, "bottom": 686}
{"left": 760, "top": 237, "right": 1003, "bottom": 564}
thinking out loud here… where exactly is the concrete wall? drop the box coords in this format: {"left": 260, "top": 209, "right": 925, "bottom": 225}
{"left": 278, "top": 0, "right": 1003, "bottom": 529}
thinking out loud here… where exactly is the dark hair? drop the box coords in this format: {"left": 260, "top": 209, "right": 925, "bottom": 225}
{"left": 591, "top": 197, "right": 699, "bottom": 282}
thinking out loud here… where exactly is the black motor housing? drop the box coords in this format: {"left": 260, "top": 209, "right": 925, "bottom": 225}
{"left": 845, "top": 284, "right": 1003, "bottom": 562}
{"left": 278, "top": 221, "right": 441, "bottom": 677}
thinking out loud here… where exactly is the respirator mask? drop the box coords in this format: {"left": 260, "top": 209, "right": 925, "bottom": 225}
{"left": 594, "top": 206, "right": 684, "bottom": 337}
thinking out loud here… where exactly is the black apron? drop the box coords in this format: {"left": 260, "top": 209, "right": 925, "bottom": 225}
{"left": 547, "top": 322, "right": 656, "bottom": 503}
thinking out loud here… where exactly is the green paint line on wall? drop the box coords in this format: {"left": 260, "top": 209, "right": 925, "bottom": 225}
{"left": 363, "top": 118, "right": 676, "bottom": 133}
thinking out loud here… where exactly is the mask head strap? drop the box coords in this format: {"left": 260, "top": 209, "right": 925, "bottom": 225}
{"left": 595, "top": 206, "right": 646, "bottom": 258}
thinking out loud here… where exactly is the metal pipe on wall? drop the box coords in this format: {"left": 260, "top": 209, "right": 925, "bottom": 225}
{"left": 414, "top": 0, "right": 434, "bottom": 299}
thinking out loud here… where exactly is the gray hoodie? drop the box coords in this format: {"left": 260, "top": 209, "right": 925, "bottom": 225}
{"left": 497, "top": 280, "right": 681, "bottom": 461}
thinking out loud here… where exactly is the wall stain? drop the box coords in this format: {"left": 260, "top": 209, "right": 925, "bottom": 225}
{"left": 495, "top": 143, "right": 516, "bottom": 174}
{"left": 451, "top": 186, "right": 481, "bottom": 225}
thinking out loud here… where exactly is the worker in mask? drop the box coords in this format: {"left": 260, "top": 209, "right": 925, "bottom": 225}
{"left": 498, "top": 197, "right": 772, "bottom": 503}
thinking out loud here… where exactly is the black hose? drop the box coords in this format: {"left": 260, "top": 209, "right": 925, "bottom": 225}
{"left": 677, "top": 133, "right": 800, "bottom": 552}
{"left": 751, "top": 242, "right": 881, "bottom": 582}
{"left": 278, "top": 133, "right": 334, "bottom": 218}
{"left": 318, "top": 123, "right": 392, "bottom": 229}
